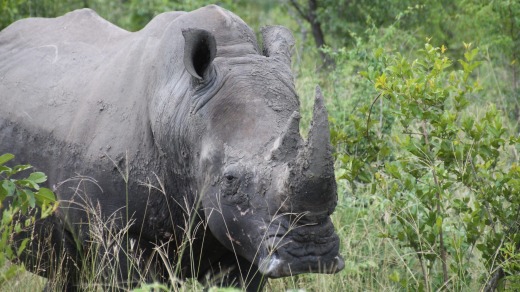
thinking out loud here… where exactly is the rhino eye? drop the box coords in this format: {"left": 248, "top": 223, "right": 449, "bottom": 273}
{"left": 224, "top": 173, "right": 238, "bottom": 184}
{"left": 225, "top": 174, "right": 236, "bottom": 182}
{"left": 221, "top": 173, "right": 240, "bottom": 196}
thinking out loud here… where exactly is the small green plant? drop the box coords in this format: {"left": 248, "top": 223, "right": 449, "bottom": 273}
{"left": 0, "top": 153, "right": 57, "bottom": 284}
{"left": 501, "top": 241, "right": 520, "bottom": 289}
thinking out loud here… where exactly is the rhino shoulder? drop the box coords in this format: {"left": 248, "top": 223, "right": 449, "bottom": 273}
{"left": 59, "top": 8, "right": 129, "bottom": 37}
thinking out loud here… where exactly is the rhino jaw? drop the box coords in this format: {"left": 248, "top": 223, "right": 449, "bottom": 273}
{"left": 258, "top": 254, "right": 345, "bottom": 278}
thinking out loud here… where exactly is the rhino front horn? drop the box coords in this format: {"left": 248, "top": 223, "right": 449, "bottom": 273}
{"left": 306, "top": 86, "right": 335, "bottom": 178}
{"left": 289, "top": 86, "right": 337, "bottom": 217}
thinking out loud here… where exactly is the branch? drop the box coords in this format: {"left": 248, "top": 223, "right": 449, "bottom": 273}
{"left": 289, "top": 0, "right": 311, "bottom": 22}
{"left": 422, "top": 121, "right": 449, "bottom": 287}
{"left": 484, "top": 267, "right": 504, "bottom": 292}
{"left": 366, "top": 93, "right": 382, "bottom": 140}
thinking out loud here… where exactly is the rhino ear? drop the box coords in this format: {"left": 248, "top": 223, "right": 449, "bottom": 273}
{"left": 261, "top": 26, "right": 295, "bottom": 67}
{"left": 182, "top": 28, "right": 217, "bottom": 80}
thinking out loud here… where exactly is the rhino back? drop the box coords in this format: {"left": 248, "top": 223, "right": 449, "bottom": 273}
{"left": 0, "top": 5, "right": 261, "bottom": 164}
{"left": 1, "top": 9, "right": 150, "bottom": 150}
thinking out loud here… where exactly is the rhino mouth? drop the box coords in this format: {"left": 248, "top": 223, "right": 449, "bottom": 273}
{"left": 257, "top": 217, "right": 344, "bottom": 278}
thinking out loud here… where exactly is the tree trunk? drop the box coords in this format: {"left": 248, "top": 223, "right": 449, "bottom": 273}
{"left": 289, "top": 0, "right": 334, "bottom": 67}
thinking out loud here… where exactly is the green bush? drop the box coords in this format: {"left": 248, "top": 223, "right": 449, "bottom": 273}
{"left": 0, "top": 153, "right": 57, "bottom": 284}
{"left": 331, "top": 40, "right": 520, "bottom": 290}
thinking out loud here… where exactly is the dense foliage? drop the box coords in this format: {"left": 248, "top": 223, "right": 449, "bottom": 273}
{"left": 1, "top": 0, "right": 518, "bottom": 291}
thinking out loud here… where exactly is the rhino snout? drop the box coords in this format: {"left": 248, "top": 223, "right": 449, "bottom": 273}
{"left": 256, "top": 217, "right": 344, "bottom": 278}
{"left": 259, "top": 253, "right": 345, "bottom": 278}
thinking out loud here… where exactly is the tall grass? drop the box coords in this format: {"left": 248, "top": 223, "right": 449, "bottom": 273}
{"left": 3, "top": 165, "right": 342, "bottom": 291}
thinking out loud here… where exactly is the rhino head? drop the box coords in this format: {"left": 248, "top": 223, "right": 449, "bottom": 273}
{"left": 182, "top": 25, "right": 344, "bottom": 278}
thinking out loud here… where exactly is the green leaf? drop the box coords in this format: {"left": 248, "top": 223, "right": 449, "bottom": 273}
{"left": 23, "top": 189, "right": 36, "bottom": 209}
{"left": 374, "top": 47, "right": 384, "bottom": 58}
{"left": 27, "top": 172, "right": 47, "bottom": 184}
{"left": 14, "top": 222, "right": 22, "bottom": 233}
{"left": 389, "top": 270, "right": 400, "bottom": 283}
{"left": 375, "top": 73, "right": 387, "bottom": 89}
{"left": 385, "top": 162, "right": 402, "bottom": 179}
{"left": 1, "top": 180, "right": 16, "bottom": 197}
{"left": 462, "top": 115, "right": 474, "bottom": 132}
{"left": 0, "top": 153, "right": 14, "bottom": 166}
{"left": 35, "top": 188, "right": 56, "bottom": 206}
{"left": 9, "top": 164, "right": 31, "bottom": 175}
{"left": 16, "top": 238, "right": 29, "bottom": 257}
{"left": 464, "top": 48, "right": 479, "bottom": 62}
{"left": 0, "top": 165, "right": 11, "bottom": 174}
{"left": 16, "top": 179, "right": 39, "bottom": 191}
{"left": 436, "top": 216, "right": 443, "bottom": 230}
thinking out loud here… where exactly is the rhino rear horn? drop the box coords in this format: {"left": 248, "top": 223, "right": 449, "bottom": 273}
{"left": 182, "top": 28, "right": 217, "bottom": 80}
{"left": 270, "top": 111, "right": 302, "bottom": 161}
{"left": 261, "top": 26, "right": 295, "bottom": 67}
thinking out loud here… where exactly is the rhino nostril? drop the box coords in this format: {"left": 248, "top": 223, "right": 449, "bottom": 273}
{"left": 293, "top": 213, "right": 328, "bottom": 226}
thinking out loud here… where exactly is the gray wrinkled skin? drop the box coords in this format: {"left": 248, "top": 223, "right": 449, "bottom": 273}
{"left": 0, "top": 5, "right": 344, "bottom": 291}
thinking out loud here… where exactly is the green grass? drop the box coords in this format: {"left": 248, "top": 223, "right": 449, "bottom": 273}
{"left": 0, "top": 264, "right": 45, "bottom": 292}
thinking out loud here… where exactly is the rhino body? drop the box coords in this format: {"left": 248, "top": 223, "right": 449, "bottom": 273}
{"left": 0, "top": 5, "right": 343, "bottom": 291}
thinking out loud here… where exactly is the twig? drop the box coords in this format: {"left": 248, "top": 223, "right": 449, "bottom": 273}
{"left": 366, "top": 93, "right": 382, "bottom": 140}
{"left": 288, "top": 0, "right": 310, "bottom": 22}
{"left": 417, "top": 252, "right": 430, "bottom": 292}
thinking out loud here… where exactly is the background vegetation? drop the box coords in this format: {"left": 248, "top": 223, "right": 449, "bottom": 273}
{"left": 1, "top": 0, "right": 519, "bottom": 291}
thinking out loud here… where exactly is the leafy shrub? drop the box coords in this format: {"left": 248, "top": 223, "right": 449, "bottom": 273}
{"left": 350, "top": 42, "right": 520, "bottom": 290}
{"left": 0, "top": 153, "right": 57, "bottom": 284}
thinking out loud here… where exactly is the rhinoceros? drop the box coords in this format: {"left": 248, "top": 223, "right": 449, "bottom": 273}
{"left": 0, "top": 4, "right": 344, "bottom": 291}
